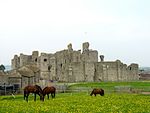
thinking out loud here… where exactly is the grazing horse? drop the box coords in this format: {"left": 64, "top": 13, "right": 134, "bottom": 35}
{"left": 24, "top": 85, "right": 44, "bottom": 102}
{"left": 42, "top": 86, "right": 56, "bottom": 100}
{"left": 90, "top": 88, "right": 104, "bottom": 96}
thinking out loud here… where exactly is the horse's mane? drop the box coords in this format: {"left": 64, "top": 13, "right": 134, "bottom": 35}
{"left": 35, "top": 85, "right": 43, "bottom": 92}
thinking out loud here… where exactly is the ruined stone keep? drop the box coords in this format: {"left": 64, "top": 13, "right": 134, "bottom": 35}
{"left": 11, "top": 42, "right": 139, "bottom": 86}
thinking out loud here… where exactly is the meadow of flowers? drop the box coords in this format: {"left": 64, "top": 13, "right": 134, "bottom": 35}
{"left": 0, "top": 92, "right": 150, "bottom": 113}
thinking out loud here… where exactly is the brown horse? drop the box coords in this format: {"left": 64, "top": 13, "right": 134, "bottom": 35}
{"left": 90, "top": 88, "right": 104, "bottom": 96}
{"left": 24, "top": 85, "right": 44, "bottom": 102}
{"left": 42, "top": 86, "right": 56, "bottom": 100}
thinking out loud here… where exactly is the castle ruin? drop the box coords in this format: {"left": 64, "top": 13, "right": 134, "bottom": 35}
{"left": 10, "top": 42, "right": 139, "bottom": 87}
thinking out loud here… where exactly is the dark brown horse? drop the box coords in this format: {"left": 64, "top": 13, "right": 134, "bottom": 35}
{"left": 42, "top": 86, "right": 56, "bottom": 100}
{"left": 24, "top": 85, "right": 44, "bottom": 102}
{"left": 90, "top": 88, "right": 104, "bottom": 96}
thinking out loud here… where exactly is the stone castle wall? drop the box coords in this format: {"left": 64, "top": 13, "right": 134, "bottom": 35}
{"left": 11, "top": 42, "right": 139, "bottom": 85}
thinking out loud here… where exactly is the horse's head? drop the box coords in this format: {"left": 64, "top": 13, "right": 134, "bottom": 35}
{"left": 90, "top": 91, "right": 94, "bottom": 96}
{"left": 39, "top": 93, "right": 44, "bottom": 101}
{"left": 34, "top": 85, "right": 45, "bottom": 101}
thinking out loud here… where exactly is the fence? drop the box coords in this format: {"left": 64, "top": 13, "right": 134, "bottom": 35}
{"left": 1, "top": 84, "right": 149, "bottom": 96}
{"left": 0, "top": 84, "right": 20, "bottom": 95}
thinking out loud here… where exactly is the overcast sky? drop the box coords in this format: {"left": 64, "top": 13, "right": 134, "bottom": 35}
{"left": 0, "top": 0, "right": 150, "bottom": 67}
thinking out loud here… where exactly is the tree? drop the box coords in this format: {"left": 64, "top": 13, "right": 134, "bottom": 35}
{"left": 0, "top": 64, "right": 5, "bottom": 72}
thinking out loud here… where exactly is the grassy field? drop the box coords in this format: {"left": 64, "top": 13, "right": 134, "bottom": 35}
{"left": 68, "top": 81, "right": 150, "bottom": 92}
{"left": 0, "top": 81, "right": 150, "bottom": 113}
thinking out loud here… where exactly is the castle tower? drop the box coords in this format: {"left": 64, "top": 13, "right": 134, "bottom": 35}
{"left": 81, "top": 42, "right": 98, "bottom": 62}
{"left": 32, "top": 51, "right": 39, "bottom": 64}
{"left": 81, "top": 42, "right": 98, "bottom": 82}
{"left": 38, "top": 53, "right": 50, "bottom": 86}
{"left": 49, "top": 57, "right": 56, "bottom": 80}
{"left": 11, "top": 55, "right": 19, "bottom": 69}
{"left": 67, "top": 43, "right": 73, "bottom": 52}
{"left": 127, "top": 63, "right": 139, "bottom": 81}
{"left": 20, "top": 53, "right": 31, "bottom": 67}
{"left": 82, "top": 42, "right": 89, "bottom": 53}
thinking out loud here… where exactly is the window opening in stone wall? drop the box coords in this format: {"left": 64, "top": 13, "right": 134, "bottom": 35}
{"left": 48, "top": 65, "right": 51, "bottom": 71}
{"left": 60, "top": 63, "right": 62, "bottom": 68}
{"left": 44, "top": 59, "right": 47, "bottom": 62}
{"left": 35, "top": 58, "right": 37, "bottom": 62}
{"left": 129, "top": 67, "right": 132, "bottom": 70}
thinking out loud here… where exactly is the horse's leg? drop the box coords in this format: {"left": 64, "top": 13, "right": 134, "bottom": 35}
{"left": 51, "top": 93, "right": 53, "bottom": 98}
{"left": 94, "top": 94, "right": 96, "bottom": 96}
{"left": 24, "top": 91, "right": 26, "bottom": 100}
{"left": 26, "top": 95, "right": 28, "bottom": 102}
{"left": 26, "top": 93, "right": 29, "bottom": 102}
{"left": 47, "top": 94, "right": 49, "bottom": 99}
